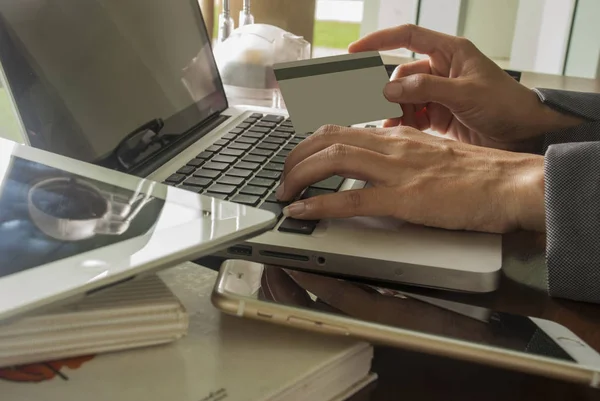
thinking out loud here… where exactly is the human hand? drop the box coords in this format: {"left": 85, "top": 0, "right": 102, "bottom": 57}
{"left": 348, "top": 24, "right": 584, "bottom": 152}
{"left": 276, "top": 124, "right": 545, "bottom": 233}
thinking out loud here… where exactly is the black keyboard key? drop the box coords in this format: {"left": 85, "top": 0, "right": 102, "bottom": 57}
{"left": 177, "top": 166, "right": 195, "bottom": 175}
{"left": 311, "top": 176, "right": 344, "bottom": 191}
{"left": 206, "top": 145, "right": 222, "bottom": 152}
{"left": 214, "top": 139, "right": 229, "bottom": 146}
{"left": 165, "top": 174, "right": 186, "bottom": 184}
{"left": 261, "top": 114, "right": 285, "bottom": 123}
{"left": 295, "top": 132, "right": 311, "bottom": 139}
{"left": 271, "top": 155, "right": 286, "bottom": 164}
{"left": 263, "top": 137, "right": 285, "bottom": 145}
{"left": 217, "top": 176, "right": 245, "bottom": 186}
{"left": 203, "top": 162, "right": 230, "bottom": 171}
{"left": 236, "top": 137, "right": 258, "bottom": 145}
{"left": 275, "top": 126, "right": 294, "bottom": 133}
{"left": 257, "top": 169, "right": 281, "bottom": 180}
{"left": 249, "top": 177, "right": 276, "bottom": 188}
{"left": 207, "top": 184, "right": 237, "bottom": 195}
{"left": 178, "top": 184, "right": 202, "bottom": 193}
{"left": 242, "top": 131, "right": 264, "bottom": 139}
{"left": 250, "top": 148, "right": 274, "bottom": 157}
{"left": 257, "top": 142, "right": 279, "bottom": 151}
{"left": 227, "top": 168, "right": 253, "bottom": 178}
{"left": 289, "top": 138, "right": 303, "bottom": 145}
{"left": 221, "top": 148, "right": 245, "bottom": 157}
{"left": 256, "top": 121, "right": 277, "bottom": 128}
{"left": 266, "top": 191, "right": 279, "bottom": 202}
{"left": 283, "top": 144, "right": 295, "bottom": 151}
{"left": 277, "top": 149, "right": 290, "bottom": 158}
{"left": 248, "top": 126, "right": 270, "bottom": 134}
{"left": 235, "top": 161, "right": 260, "bottom": 171}
{"left": 259, "top": 201, "right": 285, "bottom": 219}
{"left": 184, "top": 177, "right": 212, "bottom": 187}
{"left": 205, "top": 192, "right": 228, "bottom": 200}
{"left": 187, "top": 158, "right": 205, "bottom": 167}
{"left": 230, "top": 127, "right": 244, "bottom": 135}
{"left": 264, "top": 162, "right": 284, "bottom": 172}
{"left": 278, "top": 218, "right": 319, "bottom": 235}
{"left": 223, "top": 133, "right": 238, "bottom": 140}
{"left": 238, "top": 122, "right": 251, "bottom": 130}
{"left": 270, "top": 131, "right": 292, "bottom": 139}
{"left": 301, "top": 187, "right": 334, "bottom": 199}
{"left": 231, "top": 194, "right": 260, "bottom": 206}
{"left": 196, "top": 151, "right": 212, "bottom": 159}
{"left": 193, "top": 169, "right": 220, "bottom": 179}
{"left": 240, "top": 185, "right": 267, "bottom": 196}
{"left": 243, "top": 155, "right": 267, "bottom": 163}
{"left": 211, "top": 155, "right": 237, "bottom": 164}
{"left": 250, "top": 112, "right": 263, "bottom": 119}
{"left": 229, "top": 142, "right": 251, "bottom": 150}
{"left": 243, "top": 117, "right": 258, "bottom": 124}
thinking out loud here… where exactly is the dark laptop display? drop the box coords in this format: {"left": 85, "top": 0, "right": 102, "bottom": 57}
{"left": 0, "top": 0, "right": 227, "bottom": 165}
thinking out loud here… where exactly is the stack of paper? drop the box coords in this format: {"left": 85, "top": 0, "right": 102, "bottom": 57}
{"left": 0, "top": 263, "right": 376, "bottom": 401}
{"left": 0, "top": 274, "right": 188, "bottom": 368}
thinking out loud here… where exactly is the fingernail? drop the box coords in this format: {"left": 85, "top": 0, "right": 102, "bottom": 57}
{"left": 275, "top": 182, "right": 285, "bottom": 199}
{"left": 283, "top": 202, "right": 305, "bottom": 217}
{"left": 384, "top": 82, "right": 402, "bottom": 98}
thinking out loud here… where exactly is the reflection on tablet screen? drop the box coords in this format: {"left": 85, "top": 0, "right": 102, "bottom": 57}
{"left": 0, "top": 156, "right": 165, "bottom": 278}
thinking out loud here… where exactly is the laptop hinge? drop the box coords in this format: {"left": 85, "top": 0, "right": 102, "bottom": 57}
{"left": 128, "top": 113, "right": 230, "bottom": 178}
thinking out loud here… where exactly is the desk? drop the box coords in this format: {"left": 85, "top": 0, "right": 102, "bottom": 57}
{"left": 348, "top": 232, "right": 600, "bottom": 401}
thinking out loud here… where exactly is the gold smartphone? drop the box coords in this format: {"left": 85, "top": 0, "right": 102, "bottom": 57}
{"left": 211, "top": 259, "right": 600, "bottom": 388}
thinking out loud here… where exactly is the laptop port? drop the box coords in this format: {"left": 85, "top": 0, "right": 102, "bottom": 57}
{"left": 259, "top": 250, "right": 309, "bottom": 262}
{"left": 227, "top": 245, "right": 252, "bottom": 256}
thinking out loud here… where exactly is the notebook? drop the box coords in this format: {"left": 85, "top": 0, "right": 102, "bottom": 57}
{"left": 0, "top": 263, "right": 376, "bottom": 401}
{"left": 0, "top": 274, "right": 188, "bottom": 368}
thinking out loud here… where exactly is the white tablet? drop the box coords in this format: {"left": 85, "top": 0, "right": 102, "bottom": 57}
{"left": 0, "top": 138, "right": 276, "bottom": 321}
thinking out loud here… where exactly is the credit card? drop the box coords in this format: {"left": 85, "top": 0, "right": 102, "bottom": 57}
{"left": 273, "top": 51, "right": 403, "bottom": 134}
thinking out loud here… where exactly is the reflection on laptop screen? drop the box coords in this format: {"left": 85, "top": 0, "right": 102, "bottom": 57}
{"left": 0, "top": 0, "right": 227, "bottom": 163}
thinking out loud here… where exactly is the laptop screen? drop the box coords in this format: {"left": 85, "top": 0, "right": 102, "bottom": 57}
{"left": 0, "top": 0, "right": 227, "bottom": 163}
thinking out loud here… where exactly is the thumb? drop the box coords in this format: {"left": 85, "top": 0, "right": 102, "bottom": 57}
{"left": 383, "top": 74, "right": 465, "bottom": 110}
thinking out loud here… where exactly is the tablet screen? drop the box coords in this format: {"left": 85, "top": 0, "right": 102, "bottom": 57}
{"left": 0, "top": 156, "right": 165, "bottom": 277}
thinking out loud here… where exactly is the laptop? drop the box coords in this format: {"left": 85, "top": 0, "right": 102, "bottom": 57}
{"left": 0, "top": 0, "right": 501, "bottom": 293}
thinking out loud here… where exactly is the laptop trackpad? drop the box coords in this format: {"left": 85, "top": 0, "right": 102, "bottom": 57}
{"left": 313, "top": 179, "right": 408, "bottom": 236}
{"left": 315, "top": 215, "right": 407, "bottom": 237}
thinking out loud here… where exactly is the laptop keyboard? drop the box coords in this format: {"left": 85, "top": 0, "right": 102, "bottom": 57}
{"left": 163, "top": 113, "right": 344, "bottom": 235}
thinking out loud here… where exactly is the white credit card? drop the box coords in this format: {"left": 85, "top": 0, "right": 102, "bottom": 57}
{"left": 273, "top": 51, "right": 403, "bottom": 134}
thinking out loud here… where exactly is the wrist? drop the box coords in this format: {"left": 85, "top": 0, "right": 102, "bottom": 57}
{"left": 511, "top": 156, "right": 546, "bottom": 232}
{"left": 526, "top": 89, "right": 586, "bottom": 137}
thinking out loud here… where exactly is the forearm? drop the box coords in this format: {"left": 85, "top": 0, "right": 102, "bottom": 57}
{"left": 544, "top": 141, "right": 600, "bottom": 304}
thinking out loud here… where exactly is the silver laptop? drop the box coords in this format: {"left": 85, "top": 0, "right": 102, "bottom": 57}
{"left": 0, "top": 0, "right": 501, "bottom": 293}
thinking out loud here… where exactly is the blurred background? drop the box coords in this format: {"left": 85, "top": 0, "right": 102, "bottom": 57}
{"left": 208, "top": 0, "right": 599, "bottom": 79}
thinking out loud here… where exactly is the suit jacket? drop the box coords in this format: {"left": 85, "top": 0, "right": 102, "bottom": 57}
{"left": 533, "top": 88, "right": 600, "bottom": 304}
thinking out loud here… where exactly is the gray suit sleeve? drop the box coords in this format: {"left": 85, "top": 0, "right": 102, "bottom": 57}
{"left": 533, "top": 88, "right": 600, "bottom": 303}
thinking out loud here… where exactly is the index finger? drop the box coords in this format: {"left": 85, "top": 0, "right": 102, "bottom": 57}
{"left": 348, "top": 24, "right": 456, "bottom": 56}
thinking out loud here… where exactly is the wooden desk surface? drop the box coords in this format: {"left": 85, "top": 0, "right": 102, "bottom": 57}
{"left": 349, "top": 232, "right": 600, "bottom": 401}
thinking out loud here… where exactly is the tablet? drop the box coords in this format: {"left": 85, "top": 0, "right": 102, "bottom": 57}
{"left": 0, "top": 138, "right": 276, "bottom": 321}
